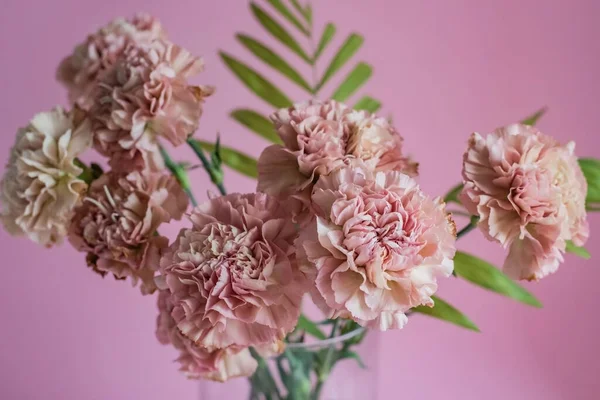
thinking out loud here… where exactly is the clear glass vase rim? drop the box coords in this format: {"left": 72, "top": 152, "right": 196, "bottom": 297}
{"left": 284, "top": 326, "right": 366, "bottom": 350}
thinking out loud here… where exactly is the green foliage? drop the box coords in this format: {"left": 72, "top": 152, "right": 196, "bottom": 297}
{"left": 353, "top": 96, "right": 381, "bottom": 113}
{"left": 230, "top": 109, "right": 281, "bottom": 144}
{"left": 454, "top": 251, "right": 542, "bottom": 307}
{"left": 413, "top": 295, "right": 480, "bottom": 332}
{"left": 579, "top": 158, "right": 600, "bottom": 209}
{"left": 191, "top": 139, "right": 258, "bottom": 179}
{"left": 565, "top": 240, "right": 591, "bottom": 259}
{"left": 296, "top": 314, "right": 327, "bottom": 340}
{"left": 219, "top": 0, "right": 382, "bottom": 168}
{"left": 444, "top": 183, "right": 464, "bottom": 205}
{"left": 521, "top": 107, "right": 547, "bottom": 126}
{"left": 220, "top": 52, "right": 292, "bottom": 108}
{"left": 331, "top": 62, "right": 373, "bottom": 102}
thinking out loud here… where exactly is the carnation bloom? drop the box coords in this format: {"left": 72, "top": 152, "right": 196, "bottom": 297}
{"left": 68, "top": 170, "right": 188, "bottom": 294}
{"left": 257, "top": 100, "right": 417, "bottom": 224}
{"left": 0, "top": 107, "right": 92, "bottom": 246}
{"left": 156, "top": 192, "right": 308, "bottom": 350}
{"left": 460, "top": 123, "right": 589, "bottom": 281}
{"left": 297, "top": 166, "right": 456, "bottom": 330}
{"left": 57, "top": 13, "right": 166, "bottom": 109}
{"left": 91, "top": 39, "right": 213, "bottom": 171}
{"left": 156, "top": 291, "right": 258, "bottom": 381}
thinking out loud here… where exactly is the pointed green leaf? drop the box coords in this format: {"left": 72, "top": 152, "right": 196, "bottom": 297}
{"left": 220, "top": 52, "right": 292, "bottom": 108}
{"left": 331, "top": 62, "right": 373, "bottom": 102}
{"left": 565, "top": 240, "right": 591, "bottom": 259}
{"left": 296, "top": 314, "right": 326, "bottom": 340}
{"left": 353, "top": 96, "right": 381, "bottom": 113}
{"left": 230, "top": 109, "right": 281, "bottom": 144}
{"left": 413, "top": 296, "right": 480, "bottom": 332}
{"left": 314, "top": 23, "right": 336, "bottom": 61}
{"left": 317, "top": 33, "right": 364, "bottom": 91}
{"left": 521, "top": 107, "right": 547, "bottom": 126}
{"left": 236, "top": 34, "right": 312, "bottom": 93}
{"left": 290, "top": 0, "right": 311, "bottom": 22}
{"left": 579, "top": 158, "right": 600, "bottom": 206}
{"left": 250, "top": 3, "right": 311, "bottom": 63}
{"left": 192, "top": 140, "right": 258, "bottom": 179}
{"left": 444, "top": 183, "right": 464, "bottom": 205}
{"left": 266, "top": 0, "right": 309, "bottom": 36}
{"left": 454, "top": 251, "right": 542, "bottom": 307}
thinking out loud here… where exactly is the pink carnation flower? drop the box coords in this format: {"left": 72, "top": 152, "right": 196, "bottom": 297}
{"left": 461, "top": 123, "right": 589, "bottom": 281}
{"left": 57, "top": 13, "right": 166, "bottom": 109}
{"left": 297, "top": 166, "right": 456, "bottom": 330}
{"left": 156, "top": 193, "right": 309, "bottom": 350}
{"left": 156, "top": 291, "right": 258, "bottom": 381}
{"left": 91, "top": 40, "right": 213, "bottom": 171}
{"left": 68, "top": 170, "right": 188, "bottom": 294}
{"left": 257, "top": 100, "right": 417, "bottom": 224}
{"left": 0, "top": 107, "right": 92, "bottom": 246}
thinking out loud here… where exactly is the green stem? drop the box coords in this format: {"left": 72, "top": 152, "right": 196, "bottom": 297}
{"left": 457, "top": 216, "right": 479, "bottom": 239}
{"left": 311, "top": 319, "right": 341, "bottom": 399}
{"left": 249, "top": 347, "right": 282, "bottom": 400}
{"left": 186, "top": 139, "right": 227, "bottom": 196}
{"left": 159, "top": 146, "right": 198, "bottom": 207}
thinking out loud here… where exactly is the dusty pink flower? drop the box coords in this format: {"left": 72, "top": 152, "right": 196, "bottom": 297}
{"left": 0, "top": 107, "right": 92, "bottom": 246}
{"left": 57, "top": 13, "right": 166, "bottom": 109}
{"left": 91, "top": 40, "right": 213, "bottom": 171}
{"left": 156, "top": 192, "right": 308, "bottom": 350}
{"left": 297, "top": 166, "right": 455, "bottom": 330}
{"left": 68, "top": 170, "right": 188, "bottom": 294}
{"left": 156, "top": 291, "right": 258, "bottom": 381}
{"left": 258, "top": 100, "right": 417, "bottom": 224}
{"left": 461, "top": 123, "right": 589, "bottom": 281}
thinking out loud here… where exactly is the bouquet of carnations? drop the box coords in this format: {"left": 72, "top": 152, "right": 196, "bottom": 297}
{"left": 1, "top": 3, "right": 598, "bottom": 399}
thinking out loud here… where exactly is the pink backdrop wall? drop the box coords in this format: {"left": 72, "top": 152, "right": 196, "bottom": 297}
{"left": 1, "top": 0, "right": 599, "bottom": 399}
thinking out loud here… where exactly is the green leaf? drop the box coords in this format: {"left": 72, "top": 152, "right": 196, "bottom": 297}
{"left": 236, "top": 34, "right": 312, "bottom": 93}
{"left": 413, "top": 296, "right": 480, "bottom": 332}
{"left": 444, "top": 183, "right": 464, "bottom": 205}
{"left": 317, "top": 33, "right": 364, "bottom": 91}
{"left": 353, "top": 96, "right": 381, "bottom": 113}
{"left": 192, "top": 139, "right": 258, "bottom": 179}
{"left": 230, "top": 109, "right": 281, "bottom": 144}
{"left": 219, "top": 52, "right": 292, "bottom": 108}
{"left": 314, "top": 23, "right": 336, "bottom": 61}
{"left": 266, "top": 0, "right": 309, "bottom": 36}
{"left": 296, "top": 314, "right": 326, "bottom": 340}
{"left": 335, "top": 350, "right": 366, "bottom": 368}
{"left": 250, "top": 3, "right": 312, "bottom": 63}
{"left": 290, "top": 0, "right": 311, "bottom": 22}
{"left": 454, "top": 251, "right": 542, "bottom": 308}
{"left": 579, "top": 158, "right": 600, "bottom": 206}
{"left": 565, "top": 240, "right": 591, "bottom": 259}
{"left": 521, "top": 107, "right": 547, "bottom": 126}
{"left": 331, "top": 62, "right": 373, "bottom": 102}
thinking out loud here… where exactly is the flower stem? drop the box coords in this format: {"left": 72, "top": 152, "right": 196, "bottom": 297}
{"left": 186, "top": 139, "right": 227, "bottom": 196}
{"left": 159, "top": 146, "right": 198, "bottom": 207}
{"left": 457, "top": 216, "right": 479, "bottom": 239}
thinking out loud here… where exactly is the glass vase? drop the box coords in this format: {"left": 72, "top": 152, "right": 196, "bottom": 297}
{"left": 200, "top": 326, "right": 379, "bottom": 399}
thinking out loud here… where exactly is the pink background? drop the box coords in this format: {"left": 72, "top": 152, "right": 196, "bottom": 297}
{"left": 1, "top": 0, "right": 599, "bottom": 399}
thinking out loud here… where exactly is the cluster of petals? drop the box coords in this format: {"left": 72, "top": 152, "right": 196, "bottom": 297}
{"left": 297, "top": 165, "right": 456, "bottom": 330}
{"left": 460, "top": 123, "right": 589, "bottom": 281}
{"left": 90, "top": 37, "right": 213, "bottom": 171}
{"left": 68, "top": 170, "right": 188, "bottom": 294}
{"left": 156, "top": 192, "right": 309, "bottom": 351}
{"left": 257, "top": 100, "right": 417, "bottom": 224}
{"left": 156, "top": 291, "right": 259, "bottom": 381}
{"left": 57, "top": 13, "right": 166, "bottom": 110}
{"left": 0, "top": 107, "right": 91, "bottom": 246}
